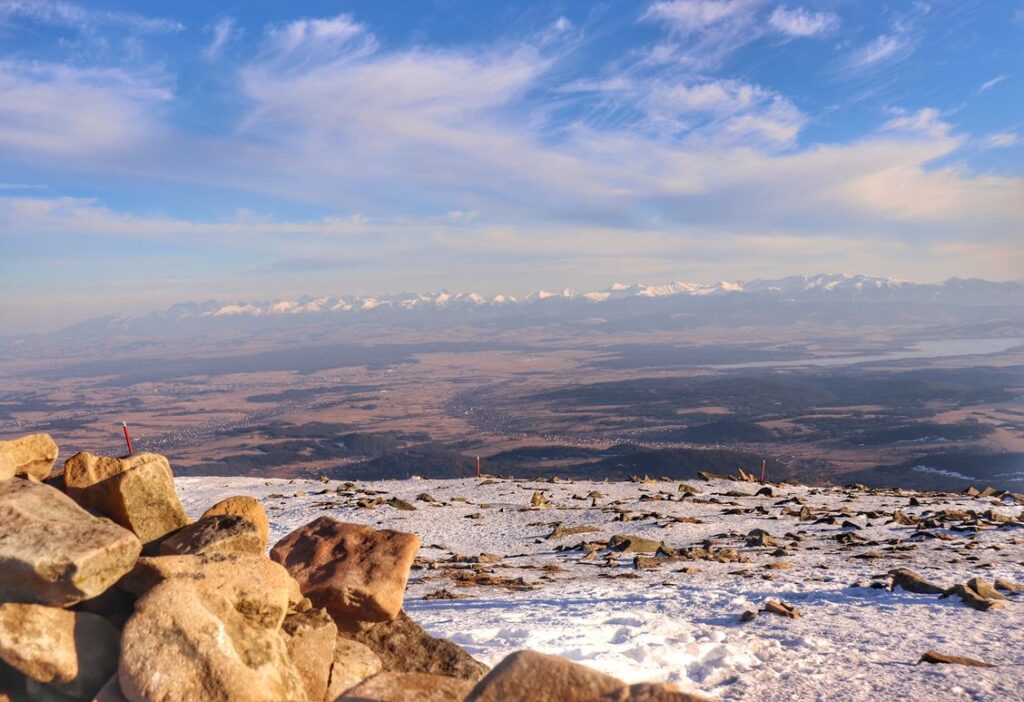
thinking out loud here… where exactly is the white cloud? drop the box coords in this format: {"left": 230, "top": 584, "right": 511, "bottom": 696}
{"left": 205, "top": 17, "right": 241, "bottom": 61}
{"left": 639, "top": 78, "right": 806, "bottom": 146}
{"left": 977, "top": 74, "right": 1008, "bottom": 94}
{"left": 986, "top": 132, "right": 1021, "bottom": 149}
{"left": 845, "top": 34, "right": 912, "bottom": 70}
{"left": 0, "top": 60, "right": 170, "bottom": 156}
{"left": 643, "top": 0, "right": 753, "bottom": 32}
{"left": 0, "top": 0, "right": 182, "bottom": 34}
{"left": 0, "top": 11, "right": 1020, "bottom": 294}
{"left": 880, "top": 108, "right": 952, "bottom": 140}
{"left": 263, "top": 13, "right": 372, "bottom": 58}
{"left": 641, "top": 0, "right": 765, "bottom": 68}
{"left": 768, "top": 6, "right": 839, "bottom": 37}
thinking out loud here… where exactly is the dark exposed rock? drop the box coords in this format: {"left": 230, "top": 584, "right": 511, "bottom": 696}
{"left": 889, "top": 568, "right": 947, "bottom": 595}
{"left": 607, "top": 535, "right": 663, "bottom": 553}
{"left": 158, "top": 514, "right": 263, "bottom": 557}
{"left": 919, "top": 650, "right": 995, "bottom": 667}
{"left": 346, "top": 611, "right": 489, "bottom": 682}
{"left": 338, "top": 671, "right": 475, "bottom": 702}
{"left": 200, "top": 496, "right": 270, "bottom": 551}
{"left": 761, "top": 600, "right": 800, "bottom": 619}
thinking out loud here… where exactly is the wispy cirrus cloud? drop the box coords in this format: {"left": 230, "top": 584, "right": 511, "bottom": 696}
{"left": 986, "top": 132, "right": 1021, "bottom": 149}
{"left": 0, "top": 0, "right": 182, "bottom": 34}
{"left": 977, "top": 74, "right": 1009, "bottom": 94}
{"left": 204, "top": 17, "right": 241, "bottom": 61}
{"left": 768, "top": 5, "right": 839, "bottom": 38}
{"left": 844, "top": 33, "right": 913, "bottom": 71}
{"left": 0, "top": 60, "right": 170, "bottom": 156}
{"left": 641, "top": 0, "right": 765, "bottom": 68}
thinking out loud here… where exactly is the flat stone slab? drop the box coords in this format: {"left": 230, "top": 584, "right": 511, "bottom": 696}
{"left": 0, "top": 479, "right": 141, "bottom": 607}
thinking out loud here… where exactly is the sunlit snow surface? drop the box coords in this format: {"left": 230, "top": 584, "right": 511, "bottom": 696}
{"left": 177, "top": 476, "right": 1024, "bottom": 700}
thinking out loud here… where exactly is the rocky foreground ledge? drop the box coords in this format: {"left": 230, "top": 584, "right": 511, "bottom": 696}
{"left": 0, "top": 433, "right": 704, "bottom": 702}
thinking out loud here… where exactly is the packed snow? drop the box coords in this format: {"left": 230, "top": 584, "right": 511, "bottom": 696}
{"left": 176, "top": 475, "right": 1024, "bottom": 700}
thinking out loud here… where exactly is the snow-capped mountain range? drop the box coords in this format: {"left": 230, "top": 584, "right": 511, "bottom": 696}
{"left": 128, "top": 274, "right": 1020, "bottom": 321}
{"left": 45, "top": 273, "right": 1020, "bottom": 339}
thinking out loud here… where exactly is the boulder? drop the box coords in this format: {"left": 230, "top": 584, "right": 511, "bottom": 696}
{"left": 464, "top": 650, "right": 628, "bottom": 702}
{"left": 0, "top": 604, "right": 119, "bottom": 699}
{"left": 270, "top": 517, "right": 420, "bottom": 630}
{"left": 326, "top": 638, "right": 383, "bottom": 701}
{"left": 201, "top": 496, "right": 270, "bottom": 551}
{"left": 347, "top": 610, "right": 488, "bottom": 681}
{"left": 118, "top": 580, "right": 305, "bottom": 702}
{"left": 63, "top": 452, "right": 188, "bottom": 544}
{"left": 0, "top": 479, "right": 140, "bottom": 606}
{"left": 337, "top": 672, "right": 474, "bottom": 702}
{"left": 281, "top": 605, "right": 337, "bottom": 702}
{"left": 118, "top": 553, "right": 299, "bottom": 629}
{"left": 158, "top": 514, "right": 263, "bottom": 557}
{"left": 0, "top": 434, "right": 58, "bottom": 481}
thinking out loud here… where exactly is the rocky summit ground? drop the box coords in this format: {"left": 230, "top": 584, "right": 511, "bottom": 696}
{"left": 179, "top": 474, "right": 1024, "bottom": 701}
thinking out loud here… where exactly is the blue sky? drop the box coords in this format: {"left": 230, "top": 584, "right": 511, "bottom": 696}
{"left": 0, "top": 0, "right": 1021, "bottom": 332}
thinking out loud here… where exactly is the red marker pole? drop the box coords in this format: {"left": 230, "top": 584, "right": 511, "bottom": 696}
{"left": 476, "top": 456, "right": 481, "bottom": 478}
{"left": 759, "top": 459, "right": 766, "bottom": 483}
{"left": 122, "top": 422, "right": 134, "bottom": 456}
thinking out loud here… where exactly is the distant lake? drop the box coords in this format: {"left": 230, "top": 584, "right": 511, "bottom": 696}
{"left": 710, "top": 337, "right": 1024, "bottom": 370}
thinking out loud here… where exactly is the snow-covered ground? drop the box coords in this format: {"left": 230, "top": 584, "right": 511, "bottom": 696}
{"left": 176, "top": 476, "right": 1024, "bottom": 701}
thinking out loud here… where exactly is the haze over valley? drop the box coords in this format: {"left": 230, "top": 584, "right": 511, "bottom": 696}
{"left": 4, "top": 273, "right": 1021, "bottom": 492}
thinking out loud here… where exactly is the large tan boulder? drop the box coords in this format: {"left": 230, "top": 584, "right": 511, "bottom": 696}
{"left": 202, "top": 496, "right": 270, "bottom": 551}
{"left": 0, "top": 604, "right": 119, "bottom": 699}
{"left": 118, "top": 553, "right": 299, "bottom": 629}
{"left": 0, "top": 454, "right": 14, "bottom": 482}
{"left": 464, "top": 650, "right": 706, "bottom": 702}
{"left": 270, "top": 517, "right": 420, "bottom": 630}
{"left": 158, "top": 514, "right": 263, "bottom": 557}
{"left": 347, "top": 611, "right": 488, "bottom": 681}
{"left": 0, "top": 434, "right": 58, "bottom": 481}
{"left": 63, "top": 452, "right": 188, "bottom": 544}
{"left": 326, "top": 638, "right": 383, "bottom": 701}
{"left": 281, "top": 604, "right": 337, "bottom": 702}
{"left": 0, "top": 479, "right": 141, "bottom": 606}
{"left": 337, "top": 672, "right": 474, "bottom": 702}
{"left": 119, "top": 580, "right": 305, "bottom": 702}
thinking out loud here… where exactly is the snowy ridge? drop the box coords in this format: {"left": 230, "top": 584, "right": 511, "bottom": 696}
{"left": 175, "top": 475, "right": 1024, "bottom": 700}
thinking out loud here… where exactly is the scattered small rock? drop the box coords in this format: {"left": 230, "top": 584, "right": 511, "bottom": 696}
{"left": 761, "top": 600, "right": 800, "bottom": 619}
{"left": 918, "top": 650, "right": 995, "bottom": 668}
